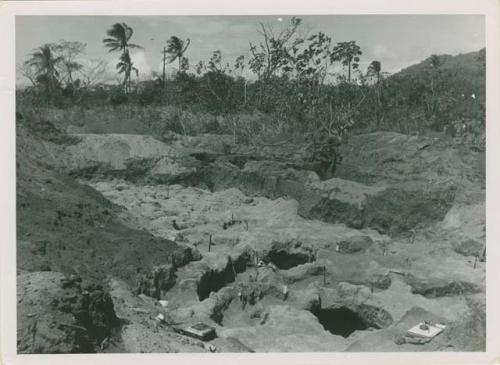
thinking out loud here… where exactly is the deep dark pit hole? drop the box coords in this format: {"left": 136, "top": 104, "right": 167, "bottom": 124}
{"left": 196, "top": 263, "right": 236, "bottom": 301}
{"left": 312, "top": 307, "right": 370, "bottom": 338}
{"left": 268, "top": 250, "right": 312, "bottom": 270}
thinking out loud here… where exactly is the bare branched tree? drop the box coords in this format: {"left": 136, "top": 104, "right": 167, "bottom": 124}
{"left": 79, "top": 58, "right": 112, "bottom": 87}
{"left": 51, "top": 40, "right": 86, "bottom": 86}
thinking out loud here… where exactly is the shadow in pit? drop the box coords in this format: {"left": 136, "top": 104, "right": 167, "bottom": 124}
{"left": 312, "top": 304, "right": 393, "bottom": 338}
{"left": 312, "top": 307, "right": 369, "bottom": 338}
{"left": 268, "top": 250, "right": 312, "bottom": 270}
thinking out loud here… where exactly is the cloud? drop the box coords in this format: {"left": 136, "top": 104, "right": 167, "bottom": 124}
{"left": 372, "top": 45, "right": 397, "bottom": 60}
{"left": 229, "top": 23, "right": 256, "bottom": 34}
{"left": 104, "top": 50, "right": 152, "bottom": 82}
{"left": 167, "top": 17, "right": 226, "bottom": 36}
{"left": 131, "top": 50, "right": 152, "bottom": 80}
{"left": 155, "top": 60, "right": 178, "bottom": 76}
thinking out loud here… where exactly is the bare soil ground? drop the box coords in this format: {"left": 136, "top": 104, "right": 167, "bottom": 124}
{"left": 16, "top": 119, "right": 485, "bottom": 353}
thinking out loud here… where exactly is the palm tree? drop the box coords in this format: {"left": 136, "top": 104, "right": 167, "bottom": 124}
{"left": 116, "top": 51, "right": 138, "bottom": 94}
{"left": 330, "top": 41, "right": 362, "bottom": 83}
{"left": 165, "top": 36, "right": 191, "bottom": 72}
{"left": 367, "top": 60, "right": 381, "bottom": 84}
{"left": 103, "top": 23, "right": 142, "bottom": 92}
{"left": 26, "top": 44, "right": 64, "bottom": 100}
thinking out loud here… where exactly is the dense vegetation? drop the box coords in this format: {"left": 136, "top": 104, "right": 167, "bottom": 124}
{"left": 17, "top": 18, "right": 485, "bottom": 150}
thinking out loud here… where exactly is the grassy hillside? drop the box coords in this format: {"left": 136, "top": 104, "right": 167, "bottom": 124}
{"left": 370, "top": 49, "right": 485, "bottom": 139}
{"left": 395, "top": 49, "right": 485, "bottom": 79}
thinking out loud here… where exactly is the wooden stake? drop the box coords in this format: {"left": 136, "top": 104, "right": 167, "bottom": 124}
{"left": 245, "top": 221, "right": 248, "bottom": 231}
{"left": 323, "top": 266, "right": 326, "bottom": 285}
{"left": 208, "top": 234, "right": 212, "bottom": 252}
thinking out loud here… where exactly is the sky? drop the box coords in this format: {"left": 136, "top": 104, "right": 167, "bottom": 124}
{"left": 16, "top": 15, "right": 485, "bottom": 85}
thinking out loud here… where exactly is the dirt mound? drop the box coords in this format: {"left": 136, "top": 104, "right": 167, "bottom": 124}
{"left": 65, "top": 134, "right": 181, "bottom": 171}
{"left": 337, "top": 236, "right": 374, "bottom": 254}
{"left": 405, "top": 275, "right": 481, "bottom": 298}
{"left": 337, "top": 131, "right": 485, "bottom": 187}
{"left": 16, "top": 161, "right": 190, "bottom": 284}
{"left": 62, "top": 132, "right": 465, "bottom": 236}
{"left": 203, "top": 159, "right": 455, "bottom": 235}
{"left": 17, "top": 272, "right": 121, "bottom": 353}
{"left": 17, "top": 123, "right": 192, "bottom": 285}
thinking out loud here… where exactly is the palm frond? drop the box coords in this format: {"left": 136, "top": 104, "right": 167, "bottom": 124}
{"left": 106, "top": 23, "right": 126, "bottom": 39}
{"left": 127, "top": 43, "right": 144, "bottom": 49}
{"left": 123, "top": 23, "right": 133, "bottom": 41}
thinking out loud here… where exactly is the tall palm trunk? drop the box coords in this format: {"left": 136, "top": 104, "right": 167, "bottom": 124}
{"left": 243, "top": 80, "right": 247, "bottom": 105}
{"left": 123, "top": 47, "right": 130, "bottom": 94}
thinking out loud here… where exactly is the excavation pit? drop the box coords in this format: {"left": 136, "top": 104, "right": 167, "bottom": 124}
{"left": 268, "top": 250, "right": 313, "bottom": 270}
{"left": 197, "top": 267, "right": 236, "bottom": 301}
{"left": 312, "top": 307, "right": 370, "bottom": 338}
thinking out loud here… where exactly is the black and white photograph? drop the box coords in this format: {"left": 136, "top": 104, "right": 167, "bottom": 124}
{"left": 1, "top": 0, "right": 499, "bottom": 363}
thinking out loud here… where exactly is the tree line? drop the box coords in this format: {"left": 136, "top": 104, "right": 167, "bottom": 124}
{"left": 18, "top": 18, "right": 485, "bottom": 143}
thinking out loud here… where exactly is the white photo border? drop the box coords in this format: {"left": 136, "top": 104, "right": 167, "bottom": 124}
{"left": 1, "top": 1, "right": 499, "bottom": 364}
